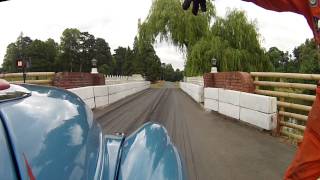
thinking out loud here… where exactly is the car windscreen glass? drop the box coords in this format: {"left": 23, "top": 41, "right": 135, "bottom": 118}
{"left": 0, "top": 84, "right": 30, "bottom": 102}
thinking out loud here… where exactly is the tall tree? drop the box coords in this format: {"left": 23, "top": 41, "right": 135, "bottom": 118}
{"left": 139, "top": 0, "right": 273, "bottom": 76}
{"left": 58, "top": 28, "right": 81, "bottom": 72}
{"left": 2, "top": 33, "right": 33, "bottom": 72}
{"left": 297, "top": 39, "right": 320, "bottom": 74}
{"left": 95, "top": 38, "right": 113, "bottom": 74}
{"left": 113, "top": 47, "right": 128, "bottom": 75}
{"left": 26, "top": 39, "right": 58, "bottom": 72}
{"left": 78, "top": 32, "right": 95, "bottom": 72}
{"left": 139, "top": 0, "right": 215, "bottom": 50}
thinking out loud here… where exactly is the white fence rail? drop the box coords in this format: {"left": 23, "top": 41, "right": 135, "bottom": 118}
{"left": 69, "top": 81, "right": 150, "bottom": 109}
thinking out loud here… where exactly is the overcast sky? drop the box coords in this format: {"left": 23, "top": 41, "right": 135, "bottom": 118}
{"left": 0, "top": 0, "right": 313, "bottom": 70}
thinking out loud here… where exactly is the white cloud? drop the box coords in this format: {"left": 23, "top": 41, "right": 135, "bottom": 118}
{"left": 0, "top": 0, "right": 314, "bottom": 71}
{"left": 214, "top": 0, "right": 313, "bottom": 52}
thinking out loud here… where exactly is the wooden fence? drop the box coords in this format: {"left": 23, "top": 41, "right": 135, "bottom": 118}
{"left": 251, "top": 72, "right": 319, "bottom": 141}
{"left": 0, "top": 72, "right": 55, "bottom": 86}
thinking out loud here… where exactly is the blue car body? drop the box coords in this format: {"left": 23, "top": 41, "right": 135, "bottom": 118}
{"left": 0, "top": 84, "right": 186, "bottom": 180}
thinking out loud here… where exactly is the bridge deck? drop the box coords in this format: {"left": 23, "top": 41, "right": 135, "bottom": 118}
{"left": 94, "top": 82, "right": 295, "bottom": 180}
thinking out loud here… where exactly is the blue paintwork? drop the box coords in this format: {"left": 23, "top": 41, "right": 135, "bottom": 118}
{"left": 0, "top": 115, "right": 18, "bottom": 180}
{"left": 118, "top": 122, "right": 186, "bottom": 180}
{"left": 0, "top": 84, "right": 186, "bottom": 180}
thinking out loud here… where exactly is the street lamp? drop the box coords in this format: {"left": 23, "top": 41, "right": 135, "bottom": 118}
{"left": 91, "top": 58, "right": 98, "bottom": 74}
{"left": 212, "top": 58, "right": 217, "bottom": 67}
{"left": 161, "top": 63, "right": 165, "bottom": 81}
{"left": 211, "top": 58, "right": 218, "bottom": 73}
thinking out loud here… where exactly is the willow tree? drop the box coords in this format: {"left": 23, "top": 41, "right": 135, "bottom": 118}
{"left": 139, "top": 0, "right": 273, "bottom": 76}
{"left": 210, "top": 10, "right": 273, "bottom": 72}
{"left": 138, "top": 0, "right": 215, "bottom": 49}
{"left": 186, "top": 9, "right": 274, "bottom": 75}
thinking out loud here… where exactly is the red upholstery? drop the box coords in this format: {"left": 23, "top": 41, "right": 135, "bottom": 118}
{"left": 0, "top": 79, "right": 10, "bottom": 90}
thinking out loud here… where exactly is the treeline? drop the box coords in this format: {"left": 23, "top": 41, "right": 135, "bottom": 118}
{"left": 266, "top": 39, "right": 320, "bottom": 74}
{"left": 2, "top": 29, "right": 184, "bottom": 82}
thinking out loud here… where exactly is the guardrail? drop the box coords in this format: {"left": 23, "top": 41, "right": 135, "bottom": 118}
{"left": 250, "top": 72, "right": 319, "bottom": 141}
{"left": 69, "top": 81, "right": 151, "bottom": 109}
{"left": 0, "top": 72, "right": 55, "bottom": 85}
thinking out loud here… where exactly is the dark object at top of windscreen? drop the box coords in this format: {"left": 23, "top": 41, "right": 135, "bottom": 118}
{"left": 182, "top": 0, "right": 206, "bottom": 15}
{"left": 0, "top": 0, "right": 9, "bottom": 2}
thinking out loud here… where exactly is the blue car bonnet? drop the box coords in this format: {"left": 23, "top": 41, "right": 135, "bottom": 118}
{"left": 0, "top": 84, "right": 186, "bottom": 180}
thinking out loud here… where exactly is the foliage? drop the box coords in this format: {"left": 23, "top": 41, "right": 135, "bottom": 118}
{"left": 139, "top": 0, "right": 215, "bottom": 50}
{"left": 139, "top": 0, "right": 273, "bottom": 76}
{"left": 1, "top": 29, "right": 181, "bottom": 82}
{"left": 296, "top": 39, "right": 320, "bottom": 74}
{"left": 265, "top": 39, "right": 320, "bottom": 74}
{"left": 58, "top": 28, "right": 81, "bottom": 72}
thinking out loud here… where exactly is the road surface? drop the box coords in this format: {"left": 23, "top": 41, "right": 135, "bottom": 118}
{"left": 94, "top": 82, "right": 295, "bottom": 180}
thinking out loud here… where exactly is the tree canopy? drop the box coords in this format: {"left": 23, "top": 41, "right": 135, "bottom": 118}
{"left": 1, "top": 29, "right": 183, "bottom": 82}
{"left": 139, "top": 0, "right": 273, "bottom": 76}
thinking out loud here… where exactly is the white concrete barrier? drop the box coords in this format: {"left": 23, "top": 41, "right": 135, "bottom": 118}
{"left": 240, "top": 108, "right": 276, "bottom": 130}
{"left": 204, "top": 87, "right": 277, "bottom": 130}
{"left": 69, "top": 81, "right": 150, "bottom": 109}
{"left": 218, "top": 102, "right": 240, "bottom": 119}
{"left": 219, "top": 89, "right": 240, "bottom": 106}
{"left": 204, "top": 98, "right": 219, "bottom": 111}
{"left": 69, "top": 86, "right": 96, "bottom": 109}
{"left": 180, "top": 82, "right": 204, "bottom": 103}
{"left": 239, "top": 92, "right": 277, "bottom": 114}
{"left": 93, "top": 86, "right": 109, "bottom": 108}
{"left": 204, "top": 88, "right": 219, "bottom": 100}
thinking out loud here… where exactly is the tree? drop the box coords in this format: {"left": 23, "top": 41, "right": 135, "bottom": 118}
{"left": 139, "top": 0, "right": 215, "bottom": 50}
{"left": 113, "top": 47, "right": 128, "bottom": 75}
{"left": 57, "top": 28, "right": 81, "bottom": 72}
{"left": 2, "top": 43, "right": 19, "bottom": 72}
{"left": 26, "top": 39, "right": 58, "bottom": 72}
{"left": 94, "top": 38, "right": 113, "bottom": 72}
{"left": 139, "top": 0, "right": 273, "bottom": 76}
{"left": 2, "top": 33, "right": 33, "bottom": 72}
{"left": 297, "top": 39, "right": 320, "bottom": 74}
{"left": 77, "top": 32, "right": 96, "bottom": 72}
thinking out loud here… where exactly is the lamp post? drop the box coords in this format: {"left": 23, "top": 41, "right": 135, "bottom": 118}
{"left": 211, "top": 58, "right": 218, "bottom": 73}
{"left": 161, "top": 63, "right": 165, "bottom": 81}
{"left": 91, "top": 58, "right": 98, "bottom": 74}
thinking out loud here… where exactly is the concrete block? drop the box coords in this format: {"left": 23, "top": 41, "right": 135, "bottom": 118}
{"left": 93, "top": 85, "right": 108, "bottom": 97}
{"left": 218, "top": 102, "right": 240, "bottom": 119}
{"left": 95, "top": 96, "right": 109, "bottom": 108}
{"left": 69, "top": 86, "right": 94, "bottom": 100}
{"left": 84, "top": 98, "right": 95, "bottom": 109}
{"left": 108, "top": 84, "right": 121, "bottom": 95}
{"left": 204, "top": 98, "right": 218, "bottom": 111}
{"left": 180, "top": 82, "right": 204, "bottom": 103}
{"left": 109, "top": 93, "right": 122, "bottom": 104}
{"left": 204, "top": 88, "right": 219, "bottom": 100}
{"left": 240, "top": 92, "right": 277, "bottom": 113}
{"left": 240, "top": 108, "right": 276, "bottom": 130}
{"left": 219, "top": 89, "right": 240, "bottom": 106}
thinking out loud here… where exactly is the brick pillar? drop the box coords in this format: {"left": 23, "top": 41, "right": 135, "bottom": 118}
{"left": 92, "top": 74, "right": 105, "bottom": 86}
{"left": 203, "top": 72, "right": 255, "bottom": 93}
{"left": 203, "top": 73, "right": 214, "bottom": 88}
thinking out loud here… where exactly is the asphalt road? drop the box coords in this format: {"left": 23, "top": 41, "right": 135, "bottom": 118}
{"left": 94, "top": 82, "right": 296, "bottom": 180}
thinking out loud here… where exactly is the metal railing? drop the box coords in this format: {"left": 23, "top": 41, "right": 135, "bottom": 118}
{"left": 0, "top": 72, "right": 55, "bottom": 86}
{"left": 250, "top": 72, "right": 319, "bottom": 141}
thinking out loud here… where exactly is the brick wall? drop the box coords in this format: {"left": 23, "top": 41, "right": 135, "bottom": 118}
{"left": 53, "top": 72, "right": 105, "bottom": 89}
{"left": 204, "top": 72, "right": 255, "bottom": 93}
